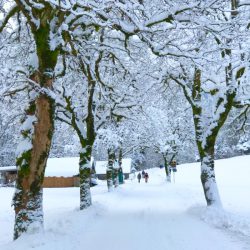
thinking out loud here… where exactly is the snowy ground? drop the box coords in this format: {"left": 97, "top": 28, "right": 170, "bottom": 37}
{"left": 1, "top": 155, "right": 250, "bottom": 250}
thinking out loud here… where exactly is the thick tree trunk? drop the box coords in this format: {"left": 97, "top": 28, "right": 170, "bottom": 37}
{"left": 13, "top": 88, "right": 55, "bottom": 239}
{"left": 10, "top": 1, "right": 67, "bottom": 240}
{"left": 79, "top": 148, "right": 92, "bottom": 210}
{"left": 200, "top": 150, "right": 222, "bottom": 207}
{"left": 12, "top": 19, "right": 59, "bottom": 238}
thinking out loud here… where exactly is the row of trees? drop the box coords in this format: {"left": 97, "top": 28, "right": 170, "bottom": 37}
{"left": 0, "top": 0, "right": 250, "bottom": 240}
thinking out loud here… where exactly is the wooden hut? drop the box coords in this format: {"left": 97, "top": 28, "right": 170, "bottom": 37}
{"left": 0, "top": 157, "right": 96, "bottom": 188}
{"left": 43, "top": 157, "right": 80, "bottom": 187}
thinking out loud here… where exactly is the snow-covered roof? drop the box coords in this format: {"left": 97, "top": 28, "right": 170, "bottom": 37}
{"left": 95, "top": 158, "right": 132, "bottom": 174}
{"left": 45, "top": 157, "right": 80, "bottom": 177}
{"left": 0, "top": 157, "right": 132, "bottom": 177}
{"left": 0, "top": 158, "right": 81, "bottom": 177}
{"left": 0, "top": 166, "right": 17, "bottom": 172}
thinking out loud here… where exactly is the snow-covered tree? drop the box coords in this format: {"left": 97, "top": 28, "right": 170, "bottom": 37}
{"left": 166, "top": 1, "right": 249, "bottom": 206}
{"left": 123, "top": 0, "right": 250, "bottom": 205}
{"left": 140, "top": 85, "right": 194, "bottom": 181}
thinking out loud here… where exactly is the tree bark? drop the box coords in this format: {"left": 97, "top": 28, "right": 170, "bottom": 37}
{"left": 62, "top": 61, "right": 96, "bottom": 210}
{"left": 200, "top": 150, "right": 222, "bottom": 207}
{"left": 79, "top": 66, "right": 96, "bottom": 209}
{"left": 114, "top": 147, "right": 123, "bottom": 186}
{"left": 163, "top": 156, "right": 171, "bottom": 182}
{"left": 118, "top": 147, "right": 122, "bottom": 167}
{"left": 12, "top": 17, "right": 59, "bottom": 238}
{"left": 107, "top": 148, "right": 115, "bottom": 191}
{"left": 13, "top": 74, "right": 55, "bottom": 239}
{"left": 79, "top": 148, "right": 92, "bottom": 210}
{"left": 113, "top": 166, "right": 119, "bottom": 188}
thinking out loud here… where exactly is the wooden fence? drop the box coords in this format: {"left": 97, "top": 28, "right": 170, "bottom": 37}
{"left": 43, "top": 176, "right": 79, "bottom": 188}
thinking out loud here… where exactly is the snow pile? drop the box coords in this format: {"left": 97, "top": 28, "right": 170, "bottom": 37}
{"left": 188, "top": 206, "right": 250, "bottom": 238}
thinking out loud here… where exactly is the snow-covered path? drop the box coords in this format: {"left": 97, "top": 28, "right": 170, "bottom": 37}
{"left": 80, "top": 183, "right": 249, "bottom": 250}
{"left": 1, "top": 156, "right": 250, "bottom": 250}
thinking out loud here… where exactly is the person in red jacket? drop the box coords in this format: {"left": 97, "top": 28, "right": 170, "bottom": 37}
{"left": 142, "top": 170, "right": 145, "bottom": 178}
{"left": 144, "top": 172, "right": 149, "bottom": 183}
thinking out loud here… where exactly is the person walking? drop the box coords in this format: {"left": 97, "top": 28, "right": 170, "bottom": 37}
{"left": 144, "top": 172, "right": 149, "bottom": 183}
{"left": 137, "top": 172, "right": 142, "bottom": 183}
{"left": 142, "top": 170, "right": 145, "bottom": 178}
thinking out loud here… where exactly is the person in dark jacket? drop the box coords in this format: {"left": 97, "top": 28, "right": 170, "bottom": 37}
{"left": 144, "top": 172, "right": 149, "bottom": 183}
{"left": 137, "top": 172, "right": 142, "bottom": 183}
{"left": 142, "top": 170, "right": 145, "bottom": 178}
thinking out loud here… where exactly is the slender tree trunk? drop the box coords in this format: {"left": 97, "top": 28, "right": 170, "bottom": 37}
{"left": 118, "top": 147, "right": 124, "bottom": 184}
{"left": 113, "top": 147, "right": 122, "bottom": 187}
{"left": 163, "top": 157, "right": 171, "bottom": 182}
{"left": 106, "top": 168, "right": 113, "bottom": 191}
{"left": 118, "top": 147, "right": 122, "bottom": 167}
{"left": 113, "top": 166, "right": 119, "bottom": 188}
{"left": 79, "top": 67, "right": 96, "bottom": 209}
{"left": 107, "top": 148, "right": 115, "bottom": 191}
{"left": 79, "top": 146, "right": 92, "bottom": 210}
{"left": 13, "top": 73, "right": 55, "bottom": 239}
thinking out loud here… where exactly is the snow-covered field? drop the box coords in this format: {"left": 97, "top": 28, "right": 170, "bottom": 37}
{"left": 1, "top": 155, "right": 250, "bottom": 250}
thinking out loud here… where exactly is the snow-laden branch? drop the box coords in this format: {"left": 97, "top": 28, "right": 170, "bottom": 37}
{"left": 0, "top": 5, "right": 19, "bottom": 32}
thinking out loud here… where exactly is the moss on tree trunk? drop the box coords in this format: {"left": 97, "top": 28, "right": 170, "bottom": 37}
{"left": 200, "top": 153, "right": 221, "bottom": 206}
{"left": 13, "top": 23, "right": 58, "bottom": 239}
{"left": 79, "top": 149, "right": 92, "bottom": 210}
{"left": 13, "top": 90, "right": 55, "bottom": 239}
{"left": 78, "top": 72, "right": 96, "bottom": 210}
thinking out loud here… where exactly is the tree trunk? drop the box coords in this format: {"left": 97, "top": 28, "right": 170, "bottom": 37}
{"left": 113, "top": 166, "right": 119, "bottom": 188}
{"left": 12, "top": 19, "right": 59, "bottom": 238}
{"left": 106, "top": 168, "right": 113, "bottom": 191}
{"left": 200, "top": 149, "right": 222, "bottom": 207}
{"left": 79, "top": 148, "right": 92, "bottom": 210}
{"left": 79, "top": 68, "right": 96, "bottom": 209}
{"left": 118, "top": 147, "right": 122, "bottom": 167}
{"left": 13, "top": 83, "right": 55, "bottom": 239}
{"left": 112, "top": 147, "right": 122, "bottom": 187}
{"left": 107, "top": 148, "right": 115, "bottom": 191}
{"left": 163, "top": 156, "right": 171, "bottom": 182}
